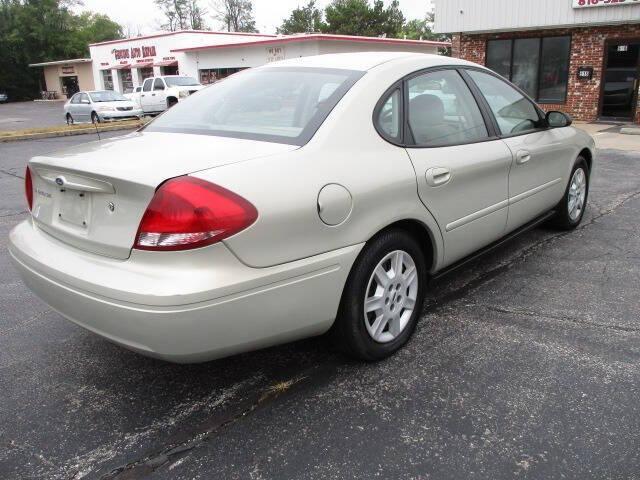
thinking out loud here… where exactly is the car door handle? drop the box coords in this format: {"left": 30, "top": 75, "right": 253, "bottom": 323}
{"left": 426, "top": 167, "right": 451, "bottom": 187}
{"left": 141, "top": 94, "right": 145, "bottom": 97}
{"left": 151, "top": 93, "right": 156, "bottom": 96}
{"left": 516, "top": 150, "right": 531, "bottom": 165}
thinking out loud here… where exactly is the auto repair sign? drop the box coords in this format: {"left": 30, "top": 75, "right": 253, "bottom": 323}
{"left": 573, "top": 0, "right": 639, "bottom": 8}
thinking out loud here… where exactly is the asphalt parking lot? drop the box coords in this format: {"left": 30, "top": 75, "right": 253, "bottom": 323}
{"left": 0, "top": 101, "right": 68, "bottom": 131}
{"left": 1, "top": 132, "right": 639, "bottom": 479}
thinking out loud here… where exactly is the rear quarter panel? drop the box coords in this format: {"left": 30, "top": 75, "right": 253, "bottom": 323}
{"left": 195, "top": 59, "right": 449, "bottom": 269}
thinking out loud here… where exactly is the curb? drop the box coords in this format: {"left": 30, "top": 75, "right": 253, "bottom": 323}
{"left": 620, "top": 127, "right": 640, "bottom": 136}
{"left": 0, "top": 124, "right": 141, "bottom": 143}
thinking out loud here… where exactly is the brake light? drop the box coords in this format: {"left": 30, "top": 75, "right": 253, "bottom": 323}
{"left": 134, "top": 176, "right": 257, "bottom": 251}
{"left": 25, "top": 166, "right": 33, "bottom": 211}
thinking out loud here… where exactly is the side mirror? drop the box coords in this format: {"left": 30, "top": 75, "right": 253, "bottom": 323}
{"left": 546, "top": 111, "right": 572, "bottom": 128}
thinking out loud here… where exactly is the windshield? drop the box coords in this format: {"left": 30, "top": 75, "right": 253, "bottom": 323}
{"left": 165, "top": 77, "right": 200, "bottom": 87}
{"left": 89, "top": 91, "right": 128, "bottom": 102}
{"left": 146, "top": 67, "right": 363, "bottom": 145}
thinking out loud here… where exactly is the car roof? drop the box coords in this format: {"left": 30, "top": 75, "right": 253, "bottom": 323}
{"left": 267, "top": 52, "right": 469, "bottom": 72}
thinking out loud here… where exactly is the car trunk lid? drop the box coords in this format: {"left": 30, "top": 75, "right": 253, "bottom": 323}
{"left": 28, "top": 131, "right": 297, "bottom": 259}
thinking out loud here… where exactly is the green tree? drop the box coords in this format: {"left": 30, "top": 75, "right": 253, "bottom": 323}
{"left": 212, "top": 0, "right": 257, "bottom": 33}
{"left": 322, "top": 0, "right": 404, "bottom": 38}
{"left": 277, "top": 0, "right": 324, "bottom": 34}
{"left": 400, "top": 9, "right": 451, "bottom": 55}
{"left": 155, "top": 0, "right": 207, "bottom": 31}
{"left": 0, "top": 0, "right": 122, "bottom": 100}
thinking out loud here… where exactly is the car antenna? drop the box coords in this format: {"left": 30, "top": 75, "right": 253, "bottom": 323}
{"left": 94, "top": 118, "right": 101, "bottom": 141}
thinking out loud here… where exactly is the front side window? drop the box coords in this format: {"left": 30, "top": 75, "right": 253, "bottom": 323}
{"left": 486, "top": 36, "right": 571, "bottom": 103}
{"left": 468, "top": 70, "right": 542, "bottom": 136}
{"left": 407, "top": 69, "right": 488, "bottom": 146}
{"left": 145, "top": 67, "right": 364, "bottom": 146}
{"left": 79, "top": 93, "right": 89, "bottom": 104}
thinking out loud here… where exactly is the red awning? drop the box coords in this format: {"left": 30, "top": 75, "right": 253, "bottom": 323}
{"left": 154, "top": 60, "right": 178, "bottom": 67}
{"left": 133, "top": 61, "right": 154, "bottom": 68}
{"left": 109, "top": 63, "right": 131, "bottom": 70}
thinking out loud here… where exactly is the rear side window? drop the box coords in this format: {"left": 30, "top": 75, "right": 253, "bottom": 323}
{"left": 143, "top": 79, "right": 152, "bottom": 92}
{"left": 467, "top": 70, "right": 542, "bottom": 136}
{"left": 407, "top": 69, "right": 488, "bottom": 147}
{"left": 376, "top": 88, "right": 402, "bottom": 141}
{"left": 146, "top": 67, "right": 364, "bottom": 146}
{"left": 154, "top": 78, "right": 165, "bottom": 91}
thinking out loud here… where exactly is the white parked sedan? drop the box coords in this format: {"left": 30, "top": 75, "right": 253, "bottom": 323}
{"left": 64, "top": 90, "right": 143, "bottom": 124}
{"left": 10, "top": 53, "right": 594, "bottom": 363}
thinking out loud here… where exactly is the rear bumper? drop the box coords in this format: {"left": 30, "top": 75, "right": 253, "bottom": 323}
{"left": 9, "top": 220, "right": 362, "bottom": 363}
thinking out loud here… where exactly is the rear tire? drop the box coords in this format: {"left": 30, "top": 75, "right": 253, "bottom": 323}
{"left": 91, "top": 112, "right": 100, "bottom": 124}
{"left": 550, "top": 157, "right": 589, "bottom": 230}
{"left": 332, "top": 229, "right": 427, "bottom": 361}
{"left": 66, "top": 113, "right": 73, "bottom": 125}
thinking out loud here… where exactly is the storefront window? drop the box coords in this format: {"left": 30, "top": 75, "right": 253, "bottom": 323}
{"left": 486, "top": 39, "right": 512, "bottom": 79}
{"left": 102, "top": 70, "right": 114, "bottom": 90}
{"left": 139, "top": 67, "right": 154, "bottom": 81}
{"left": 162, "top": 65, "right": 179, "bottom": 76}
{"left": 199, "top": 68, "right": 245, "bottom": 84}
{"left": 486, "top": 36, "right": 570, "bottom": 103}
{"left": 538, "top": 37, "right": 571, "bottom": 104}
{"left": 512, "top": 38, "right": 540, "bottom": 98}
{"left": 119, "top": 69, "right": 133, "bottom": 93}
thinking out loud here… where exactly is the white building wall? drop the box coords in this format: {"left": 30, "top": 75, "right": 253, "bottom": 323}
{"left": 182, "top": 41, "right": 321, "bottom": 75}
{"left": 434, "top": 0, "right": 640, "bottom": 34}
{"left": 88, "top": 31, "right": 275, "bottom": 92}
{"left": 184, "top": 39, "right": 439, "bottom": 76}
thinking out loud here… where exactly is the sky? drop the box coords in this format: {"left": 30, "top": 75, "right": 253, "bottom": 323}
{"left": 75, "top": 0, "right": 433, "bottom": 36}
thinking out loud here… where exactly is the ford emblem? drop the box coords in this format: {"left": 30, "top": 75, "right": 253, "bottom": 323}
{"left": 55, "top": 177, "right": 64, "bottom": 186}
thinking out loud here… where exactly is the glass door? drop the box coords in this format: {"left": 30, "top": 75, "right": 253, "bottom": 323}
{"left": 601, "top": 41, "right": 640, "bottom": 120}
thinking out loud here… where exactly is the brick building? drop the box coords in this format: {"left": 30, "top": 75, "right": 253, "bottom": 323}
{"left": 434, "top": 0, "right": 640, "bottom": 124}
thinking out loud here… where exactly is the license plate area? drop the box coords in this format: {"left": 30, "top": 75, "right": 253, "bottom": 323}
{"left": 58, "top": 190, "right": 90, "bottom": 228}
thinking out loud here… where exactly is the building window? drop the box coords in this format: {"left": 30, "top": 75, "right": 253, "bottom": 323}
{"left": 102, "top": 70, "right": 113, "bottom": 90}
{"left": 139, "top": 67, "right": 154, "bottom": 81}
{"left": 119, "top": 69, "right": 133, "bottom": 93}
{"left": 486, "top": 36, "right": 570, "bottom": 103}
{"left": 199, "top": 68, "right": 246, "bottom": 84}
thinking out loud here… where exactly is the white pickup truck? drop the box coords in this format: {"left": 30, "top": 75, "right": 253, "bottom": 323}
{"left": 136, "top": 76, "right": 204, "bottom": 114}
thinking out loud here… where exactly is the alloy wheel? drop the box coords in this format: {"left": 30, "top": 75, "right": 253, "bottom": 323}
{"left": 568, "top": 167, "right": 587, "bottom": 221}
{"left": 364, "top": 250, "right": 419, "bottom": 343}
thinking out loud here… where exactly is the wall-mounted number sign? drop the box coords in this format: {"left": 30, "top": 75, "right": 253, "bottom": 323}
{"left": 577, "top": 66, "right": 594, "bottom": 80}
{"left": 573, "top": 0, "right": 640, "bottom": 8}
{"left": 61, "top": 66, "right": 75, "bottom": 74}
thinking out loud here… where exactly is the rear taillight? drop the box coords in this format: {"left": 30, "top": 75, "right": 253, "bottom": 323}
{"left": 25, "top": 166, "right": 33, "bottom": 211}
{"left": 134, "top": 176, "right": 257, "bottom": 251}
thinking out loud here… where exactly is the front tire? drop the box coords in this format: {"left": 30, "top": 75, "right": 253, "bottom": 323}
{"left": 167, "top": 98, "right": 178, "bottom": 108}
{"left": 332, "top": 229, "right": 427, "bottom": 361}
{"left": 550, "top": 157, "right": 589, "bottom": 230}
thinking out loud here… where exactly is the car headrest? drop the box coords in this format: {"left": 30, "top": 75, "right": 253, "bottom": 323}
{"left": 409, "top": 94, "right": 445, "bottom": 127}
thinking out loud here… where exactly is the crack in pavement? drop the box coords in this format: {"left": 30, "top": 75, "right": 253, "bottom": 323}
{"left": 99, "top": 371, "right": 317, "bottom": 479}
{"left": 470, "top": 303, "right": 640, "bottom": 334}
{"left": 0, "top": 168, "right": 24, "bottom": 180}
{"left": 95, "top": 189, "right": 640, "bottom": 479}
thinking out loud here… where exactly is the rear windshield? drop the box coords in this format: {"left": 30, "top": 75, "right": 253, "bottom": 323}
{"left": 89, "top": 91, "right": 128, "bottom": 102}
{"left": 145, "top": 67, "right": 364, "bottom": 145}
{"left": 165, "top": 76, "right": 200, "bottom": 87}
